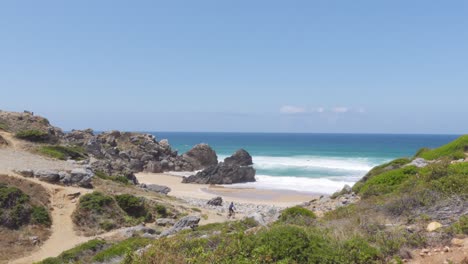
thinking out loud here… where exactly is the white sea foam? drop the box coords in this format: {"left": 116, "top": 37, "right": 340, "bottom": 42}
{"left": 252, "top": 155, "right": 375, "bottom": 172}
{"left": 228, "top": 175, "right": 356, "bottom": 195}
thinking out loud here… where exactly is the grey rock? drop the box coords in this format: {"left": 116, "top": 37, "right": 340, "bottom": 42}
{"left": 35, "top": 170, "right": 60, "bottom": 183}
{"left": 156, "top": 218, "right": 176, "bottom": 226}
{"left": 16, "top": 169, "right": 34, "bottom": 178}
{"left": 181, "top": 144, "right": 218, "bottom": 170}
{"left": 182, "top": 163, "right": 256, "bottom": 184}
{"left": 224, "top": 149, "right": 253, "bottom": 166}
{"left": 409, "top": 158, "right": 429, "bottom": 168}
{"left": 142, "top": 184, "right": 171, "bottom": 195}
{"left": 207, "top": 196, "right": 223, "bottom": 206}
{"left": 144, "top": 161, "right": 163, "bottom": 173}
{"left": 160, "top": 216, "right": 200, "bottom": 237}
{"left": 245, "top": 212, "right": 267, "bottom": 226}
{"left": 120, "top": 224, "right": 156, "bottom": 238}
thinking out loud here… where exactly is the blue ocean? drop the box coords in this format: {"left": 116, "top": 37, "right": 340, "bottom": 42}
{"left": 150, "top": 133, "right": 459, "bottom": 194}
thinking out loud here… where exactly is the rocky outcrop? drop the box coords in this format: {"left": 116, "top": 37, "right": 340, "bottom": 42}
{"left": 181, "top": 144, "right": 218, "bottom": 170}
{"left": 63, "top": 130, "right": 218, "bottom": 182}
{"left": 156, "top": 218, "right": 176, "bottom": 226}
{"left": 0, "top": 111, "right": 63, "bottom": 143}
{"left": 16, "top": 168, "right": 93, "bottom": 188}
{"left": 207, "top": 196, "right": 223, "bottom": 206}
{"left": 160, "top": 215, "right": 200, "bottom": 237}
{"left": 224, "top": 149, "right": 253, "bottom": 166}
{"left": 182, "top": 164, "right": 256, "bottom": 184}
{"left": 140, "top": 183, "right": 171, "bottom": 195}
{"left": 408, "top": 158, "right": 430, "bottom": 168}
{"left": 182, "top": 149, "right": 256, "bottom": 184}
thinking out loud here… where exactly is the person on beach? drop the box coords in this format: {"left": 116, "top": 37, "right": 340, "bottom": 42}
{"left": 228, "top": 202, "right": 236, "bottom": 218}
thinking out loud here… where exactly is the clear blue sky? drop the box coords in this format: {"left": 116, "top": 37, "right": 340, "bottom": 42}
{"left": 1, "top": 1, "right": 467, "bottom": 133}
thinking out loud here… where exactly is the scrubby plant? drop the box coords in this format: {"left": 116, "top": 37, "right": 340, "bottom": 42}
{"left": 155, "top": 204, "right": 168, "bottom": 218}
{"left": 38, "top": 145, "right": 86, "bottom": 160}
{"left": 0, "top": 122, "right": 8, "bottom": 131}
{"left": 358, "top": 166, "right": 419, "bottom": 197}
{"left": 78, "top": 192, "right": 114, "bottom": 212}
{"left": 341, "top": 237, "right": 382, "bottom": 264}
{"left": 37, "top": 239, "right": 107, "bottom": 264}
{"left": 15, "top": 129, "right": 49, "bottom": 142}
{"left": 92, "top": 237, "right": 152, "bottom": 262}
{"left": 31, "top": 206, "right": 51, "bottom": 226}
{"left": 95, "top": 171, "right": 131, "bottom": 185}
{"left": 278, "top": 206, "right": 316, "bottom": 225}
{"left": 450, "top": 215, "right": 468, "bottom": 235}
{"left": 416, "top": 135, "right": 468, "bottom": 160}
{"left": 115, "top": 194, "right": 147, "bottom": 218}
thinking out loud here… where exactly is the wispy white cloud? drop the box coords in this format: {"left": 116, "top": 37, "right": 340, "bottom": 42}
{"left": 331, "top": 107, "right": 349, "bottom": 113}
{"left": 280, "top": 105, "right": 306, "bottom": 114}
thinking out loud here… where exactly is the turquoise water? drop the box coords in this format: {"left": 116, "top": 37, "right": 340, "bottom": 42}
{"left": 150, "top": 133, "right": 459, "bottom": 194}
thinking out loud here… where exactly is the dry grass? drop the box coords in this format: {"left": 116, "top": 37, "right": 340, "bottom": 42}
{"left": 0, "top": 174, "right": 51, "bottom": 263}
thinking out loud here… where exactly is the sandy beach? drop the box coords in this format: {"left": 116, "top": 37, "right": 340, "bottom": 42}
{"left": 136, "top": 172, "right": 317, "bottom": 206}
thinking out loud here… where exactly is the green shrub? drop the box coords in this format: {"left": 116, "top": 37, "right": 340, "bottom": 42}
{"left": 78, "top": 192, "right": 114, "bottom": 212}
{"left": 36, "top": 239, "right": 107, "bottom": 264}
{"left": 95, "top": 171, "right": 130, "bottom": 185}
{"left": 450, "top": 215, "right": 468, "bottom": 235}
{"left": 278, "top": 206, "right": 316, "bottom": 225}
{"left": 358, "top": 166, "right": 419, "bottom": 197}
{"left": 0, "top": 184, "right": 32, "bottom": 228}
{"left": 115, "top": 194, "right": 147, "bottom": 218}
{"left": 31, "top": 206, "right": 51, "bottom": 226}
{"left": 15, "top": 129, "right": 49, "bottom": 142}
{"left": 353, "top": 158, "right": 411, "bottom": 193}
{"left": 0, "top": 122, "right": 8, "bottom": 131}
{"left": 155, "top": 204, "right": 168, "bottom": 218}
{"left": 0, "top": 184, "right": 30, "bottom": 208}
{"left": 38, "top": 145, "right": 86, "bottom": 160}
{"left": 417, "top": 135, "right": 468, "bottom": 160}
{"left": 99, "top": 220, "right": 115, "bottom": 231}
{"left": 341, "top": 237, "right": 382, "bottom": 264}
{"left": 92, "top": 237, "right": 152, "bottom": 262}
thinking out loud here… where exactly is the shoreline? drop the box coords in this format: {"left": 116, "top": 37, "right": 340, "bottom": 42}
{"left": 135, "top": 172, "right": 318, "bottom": 206}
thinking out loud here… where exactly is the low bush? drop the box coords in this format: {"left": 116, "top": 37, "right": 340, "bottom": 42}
{"left": 0, "top": 184, "right": 31, "bottom": 228}
{"left": 31, "top": 206, "right": 51, "bottom": 226}
{"left": 155, "top": 204, "right": 168, "bottom": 218}
{"left": 0, "top": 122, "right": 8, "bottom": 131}
{"left": 353, "top": 158, "right": 411, "bottom": 193}
{"left": 78, "top": 192, "right": 114, "bottom": 212}
{"left": 341, "top": 237, "right": 382, "bottom": 264}
{"left": 278, "top": 206, "right": 316, "bottom": 225}
{"left": 37, "top": 239, "right": 107, "bottom": 264}
{"left": 416, "top": 135, "right": 468, "bottom": 160}
{"left": 95, "top": 171, "right": 131, "bottom": 185}
{"left": 450, "top": 215, "right": 468, "bottom": 235}
{"left": 115, "top": 194, "right": 147, "bottom": 218}
{"left": 92, "top": 237, "right": 152, "bottom": 262}
{"left": 15, "top": 129, "right": 49, "bottom": 142}
{"left": 38, "top": 145, "right": 86, "bottom": 160}
{"left": 358, "top": 166, "right": 419, "bottom": 197}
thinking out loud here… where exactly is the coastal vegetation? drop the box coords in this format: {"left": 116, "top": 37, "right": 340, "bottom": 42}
{"left": 38, "top": 145, "right": 87, "bottom": 160}
{"left": 15, "top": 129, "right": 50, "bottom": 142}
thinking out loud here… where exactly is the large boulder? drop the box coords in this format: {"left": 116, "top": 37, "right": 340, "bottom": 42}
{"left": 35, "top": 170, "right": 60, "bottom": 183}
{"left": 181, "top": 144, "right": 218, "bottom": 170}
{"left": 224, "top": 149, "right": 253, "bottom": 166}
{"left": 182, "top": 163, "right": 256, "bottom": 184}
{"left": 140, "top": 184, "right": 171, "bottom": 195}
{"left": 160, "top": 216, "right": 200, "bottom": 237}
{"left": 207, "top": 196, "right": 223, "bottom": 206}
